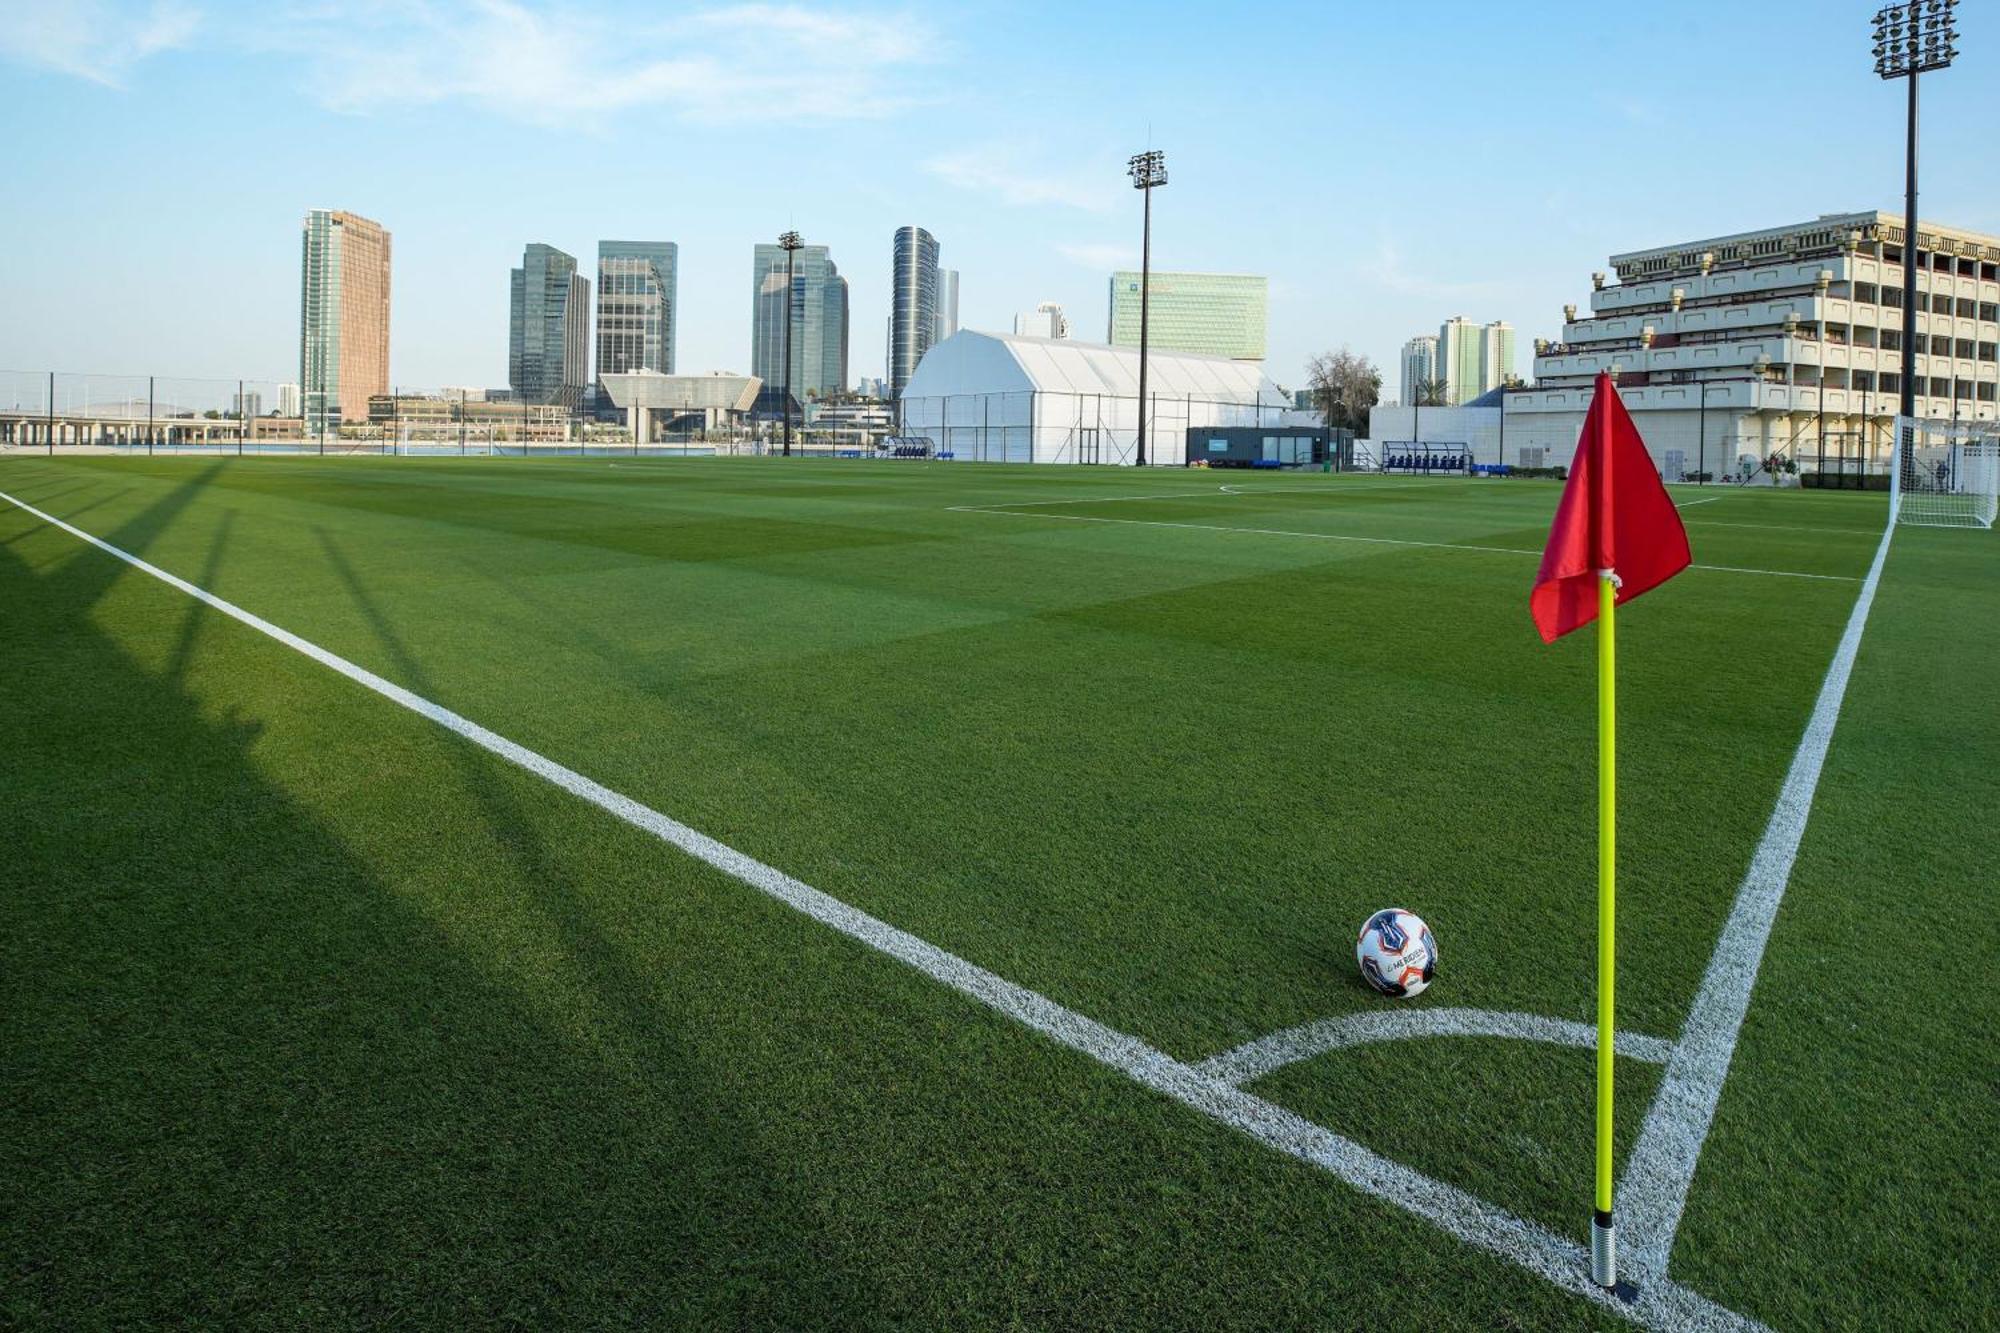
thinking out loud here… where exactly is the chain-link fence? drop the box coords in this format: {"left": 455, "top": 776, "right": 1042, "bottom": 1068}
{"left": 5, "top": 371, "right": 1320, "bottom": 467}
{"left": 0, "top": 369, "right": 797, "bottom": 459}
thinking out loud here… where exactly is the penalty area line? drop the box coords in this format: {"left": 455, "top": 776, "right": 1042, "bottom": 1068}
{"left": 0, "top": 486, "right": 1765, "bottom": 1333}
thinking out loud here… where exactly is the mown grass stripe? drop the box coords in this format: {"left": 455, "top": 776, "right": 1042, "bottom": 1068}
{"left": 0, "top": 482, "right": 1765, "bottom": 1331}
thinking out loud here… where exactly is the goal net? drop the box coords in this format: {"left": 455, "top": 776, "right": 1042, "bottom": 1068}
{"left": 1893, "top": 417, "right": 1999, "bottom": 530}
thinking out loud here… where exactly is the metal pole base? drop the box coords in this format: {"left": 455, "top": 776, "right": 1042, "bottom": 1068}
{"left": 1591, "top": 1212, "right": 1617, "bottom": 1289}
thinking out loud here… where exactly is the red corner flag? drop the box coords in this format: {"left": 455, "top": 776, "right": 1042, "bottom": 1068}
{"left": 1530, "top": 373, "right": 1691, "bottom": 643}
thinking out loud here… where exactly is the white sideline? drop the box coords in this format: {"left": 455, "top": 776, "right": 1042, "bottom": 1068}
{"left": 1195, "top": 1008, "right": 1677, "bottom": 1088}
{"left": 1618, "top": 513, "right": 1898, "bottom": 1281}
{"left": 0, "top": 485, "right": 1767, "bottom": 1331}
{"left": 950, "top": 504, "right": 1859, "bottom": 582}
{"left": 1674, "top": 497, "right": 1723, "bottom": 509}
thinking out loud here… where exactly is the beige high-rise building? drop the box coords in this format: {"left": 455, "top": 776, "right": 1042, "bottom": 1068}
{"left": 300, "top": 209, "right": 391, "bottom": 428}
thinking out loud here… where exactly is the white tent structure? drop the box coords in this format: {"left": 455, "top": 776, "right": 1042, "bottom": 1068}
{"left": 898, "top": 331, "right": 1289, "bottom": 465}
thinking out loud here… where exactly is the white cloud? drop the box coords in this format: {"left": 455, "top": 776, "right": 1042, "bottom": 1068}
{"left": 0, "top": 0, "right": 199, "bottom": 86}
{"left": 1357, "top": 237, "right": 1508, "bottom": 302}
{"left": 1606, "top": 94, "right": 1665, "bottom": 129}
{"left": 258, "top": 1, "right": 942, "bottom": 127}
{"left": 924, "top": 145, "right": 1119, "bottom": 213}
{"left": 1056, "top": 241, "right": 1136, "bottom": 270}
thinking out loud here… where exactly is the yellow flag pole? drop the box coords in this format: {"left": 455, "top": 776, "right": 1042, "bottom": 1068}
{"left": 1592, "top": 572, "right": 1618, "bottom": 1289}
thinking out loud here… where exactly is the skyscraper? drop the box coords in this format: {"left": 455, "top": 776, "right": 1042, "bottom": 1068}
{"left": 889, "top": 225, "right": 940, "bottom": 398}
{"left": 1106, "top": 271, "right": 1266, "bottom": 360}
{"left": 1438, "top": 316, "right": 1515, "bottom": 404}
{"left": 1481, "top": 321, "right": 1516, "bottom": 391}
{"left": 596, "top": 241, "right": 677, "bottom": 396}
{"left": 510, "top": 243, "right": 589, "bottom": 409}
{"left": 1400, "top": 335, "right": 1439, "bottom": 403}
{"left": 1437, "top": 316, "right": 1483, "bottom": 405}
{"left": 751, "top": 243, "right": 849, "bottom": 407}
{"left": 299, "top": 208, "right": 390, "bottom": 429}
{"left": 1013, "top": 302, "right": 1070, "bottom": 339}
{"left": 934, "top": 268, "right": 960, "bottom": 345}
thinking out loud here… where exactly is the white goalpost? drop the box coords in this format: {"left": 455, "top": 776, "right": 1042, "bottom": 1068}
{"left": 1892, "top": 417, "right": 1999, "bottom": 530}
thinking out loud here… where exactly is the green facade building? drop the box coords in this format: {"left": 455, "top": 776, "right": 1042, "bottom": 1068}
{"left": 1107, "top": 271, "right": 1267, "bottom": 361}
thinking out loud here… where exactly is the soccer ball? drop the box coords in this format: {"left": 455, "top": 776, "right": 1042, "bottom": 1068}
{"left": 1356, "top": 909, "right": 1437, "bottom": 998}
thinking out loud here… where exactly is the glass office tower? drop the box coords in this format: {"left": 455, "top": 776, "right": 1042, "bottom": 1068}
{"left": 751, "top": 244, "right": 850, "bottom": 408}
{"left": 889, "top": 226, "right": 940, "bottom": 398}
{"left": 596, "top": 241, "right": 678, "bottom": 389}
{"left": 510, "top": 242, "right": 589, "bottom": 410}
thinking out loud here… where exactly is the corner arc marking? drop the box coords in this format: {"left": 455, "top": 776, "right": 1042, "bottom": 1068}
{"left": 1196, "top": 1008, "right": 1678, "bottom": 1088}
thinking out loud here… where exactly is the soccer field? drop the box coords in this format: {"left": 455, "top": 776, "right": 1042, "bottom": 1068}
{"left": 2, "top": 456, "right": 1992, "bottom": 1330}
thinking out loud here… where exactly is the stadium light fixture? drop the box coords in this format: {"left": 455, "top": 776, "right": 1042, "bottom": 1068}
{"left": 1128, "top": 150, "right": 1167, "bottom": 467}
{"left": 1872, "top": 1, "right": 1958, "bottom": 425}
{"left": 778, "top": 230, "right": 804, "bottom": 457}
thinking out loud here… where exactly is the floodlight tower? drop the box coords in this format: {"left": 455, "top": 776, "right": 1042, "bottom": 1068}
{"left": 1128, "top": 150, "right": 1167, "bottom": 467}
{"left": 1872, "top": 0, "right": 1958, "bottom": 425}
{"left": 778, "top": 229, "right": 804, "bottom": 456}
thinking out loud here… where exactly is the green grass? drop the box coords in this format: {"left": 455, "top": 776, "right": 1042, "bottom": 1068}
{"left": 1, "top": 456, "right": 1991, "bottom": 1330}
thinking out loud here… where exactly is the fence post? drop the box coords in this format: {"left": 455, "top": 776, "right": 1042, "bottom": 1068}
{"left": 47, "top": 371, "right": 54, "bottom": 456}
{"left": 238, "top": 379, "right": 245, "bottom": 456}
{"left": 147, "top": 376, "right": 155, "bottom": 457}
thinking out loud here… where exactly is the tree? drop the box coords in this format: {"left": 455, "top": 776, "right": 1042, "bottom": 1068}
{"left": 1305, "top": 348, "right": 1381, "bottom": 435}
{"left": 1413, "top": 377, "right": 1451, "bottom": 407}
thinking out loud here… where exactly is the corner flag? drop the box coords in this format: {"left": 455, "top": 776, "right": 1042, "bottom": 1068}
{"left": 1532, "top": 374, "right": 1691, "bottom": 642}
{"left": 1531, "top": 372, "right": 1689, "bottom": 1289}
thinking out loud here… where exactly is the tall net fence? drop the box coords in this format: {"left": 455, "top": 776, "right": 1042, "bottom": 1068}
{"left": 0, "top": 370, "right": 788, "bottom": 458}
{"left": 5, "top": 370, "right": 1316, "bottom": 467}
{"left": 1893, "top": 416, "right": 1999, "bottom": 529}
{"left": 1, "top": 371, "right": 305, "bottom": 454}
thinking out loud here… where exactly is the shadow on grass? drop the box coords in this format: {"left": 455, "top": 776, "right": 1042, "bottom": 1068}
{"left": 311, "top": 526, "right": 719, "bottom": 1072}
{"left": 0, "top": 497, "right": 879, "bottom": 1326}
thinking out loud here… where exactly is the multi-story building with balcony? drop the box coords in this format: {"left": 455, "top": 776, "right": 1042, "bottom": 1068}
{"left": 1505, "top": 212, "right": 2000, "bottom": 479}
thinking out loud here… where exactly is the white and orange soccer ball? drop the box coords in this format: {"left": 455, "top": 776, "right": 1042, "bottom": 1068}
{"left": 1356, "top": 909, "right": 1437, "bottom": 998}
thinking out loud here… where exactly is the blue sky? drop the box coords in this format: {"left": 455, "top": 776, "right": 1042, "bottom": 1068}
{"left": 2, "top": 0, "right": 1995, "bottom": 395}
